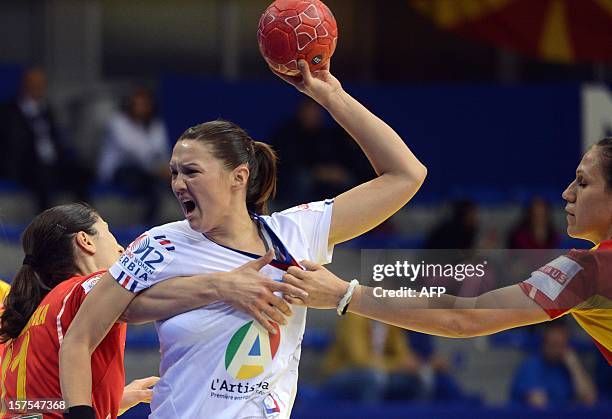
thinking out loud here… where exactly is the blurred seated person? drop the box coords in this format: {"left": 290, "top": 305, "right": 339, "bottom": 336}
{"left": 406, "top": 331, "right": 467, "bottom": 403}
{"left": 320, "top": 313, "right": 424, "bottom": 402}
{"left": 510, "top": 319, "right": 597, "bottom": 408}
{"left": 424, "top": 200, "right": 479, "bottom": 250}
{"left": 0, "top": 66, "right": 92, "bottom": 211}
{"left": 269, "top": 98, "right": 370, "bottom": 204}
{"left": 98, "top": 87, "right": 170, "bottom": 224}
{"left": 508, "top": 197, "right": 560, "bottom": 249}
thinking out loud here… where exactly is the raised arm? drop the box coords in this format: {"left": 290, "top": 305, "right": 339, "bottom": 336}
{"left": 274, "top": 60, "right": 427, "bottom": 246}
{"left": 282, "top": 261, "right": 550, "bottom": 338}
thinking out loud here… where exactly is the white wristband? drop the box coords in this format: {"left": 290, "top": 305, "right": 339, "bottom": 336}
{"left": 336, "top": 279, "right": 359, "bottom": 316}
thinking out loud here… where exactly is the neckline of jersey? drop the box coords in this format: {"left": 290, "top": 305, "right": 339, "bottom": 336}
{"left": 201, "top": 214, "right": 301, "bottom": 271}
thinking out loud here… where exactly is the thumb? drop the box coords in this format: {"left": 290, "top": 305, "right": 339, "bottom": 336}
{"left": 137, "top": 376, "right": 159, "bottom": 389}
{"left": 243, "top": 249, "right": 274, "bottom": 271}
{"left": 300, "top": 260, "right": 320, "bottom": 271}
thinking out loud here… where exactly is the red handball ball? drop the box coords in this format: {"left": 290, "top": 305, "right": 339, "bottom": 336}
{"left": 257, "top": 0, "right": 338, "bottom": 76}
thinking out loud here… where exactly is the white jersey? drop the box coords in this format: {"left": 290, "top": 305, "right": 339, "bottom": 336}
{"left": 109, "top": 200, "right": 334, "bottom": 419}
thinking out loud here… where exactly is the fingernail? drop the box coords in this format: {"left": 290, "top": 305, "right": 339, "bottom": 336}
{"left": 301, "top": 292, "right": 309, "bottom": 298}
{"left": 270, "top": 328, "right": 277, "bottom": 334}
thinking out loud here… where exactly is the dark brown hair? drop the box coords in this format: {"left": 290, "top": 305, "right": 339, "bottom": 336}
{"left": 0, "top": 203, "right": 99, "bottom": 342}
{"left": 596, "top": 137, "right": 612, "bottom": 190}
{"left": 178, "top": 119, "right": 278, "bottom": 214}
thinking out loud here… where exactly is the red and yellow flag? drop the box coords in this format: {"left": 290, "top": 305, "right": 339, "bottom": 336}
{"left": 410, "top": 0, "right": 612, "bottom": 63}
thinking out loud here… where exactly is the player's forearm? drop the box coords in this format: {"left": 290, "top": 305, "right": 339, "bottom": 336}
{"left": 323, "top": 90, "right": 427, "bottom": 185}
{"left": 121, "top": 273, "right": 223, "bottom": 324}
{"left": 347, "top": 286, "right": 474, "bottom": 338}
{"left": 59, "top": 338, "right": 93, "bottom": 408}
{"left": 347, "top": 286, "right": 545, "bottom": 338}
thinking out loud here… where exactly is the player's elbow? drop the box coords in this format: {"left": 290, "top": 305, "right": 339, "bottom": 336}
{"left": 62, "top": 322, "right": 98, "bottom": 357}
{"left": 389, "top": 163, "right": 428, "bottom": 201}
{"left": 446, "top": 312, "right": 486, "bottom": 338}
{"left": 415, "top": 163, "right": 428, "bottom": 184}
{"left": 59, "top": 332, "right": 90, "bottom": 368}
{"left": 119, "top": 303, "right": 140, "bottom": 324}
{"left": 400, "top": 162, "right": 427, "bottom": 187}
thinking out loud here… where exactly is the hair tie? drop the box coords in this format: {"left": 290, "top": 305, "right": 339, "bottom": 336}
{"left": 23, "top": 254, "right": 37, "bottom": 267}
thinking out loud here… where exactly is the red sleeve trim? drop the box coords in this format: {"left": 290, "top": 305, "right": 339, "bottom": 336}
{"left": 519, "top": 282, "right": 568, "bottom": 319}
{"left": 591, "top": 337, "right": 612, "bottom": 365}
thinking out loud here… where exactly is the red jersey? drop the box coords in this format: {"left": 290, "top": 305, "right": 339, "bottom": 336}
{"left": 0, "top": 272, "right": 126, "bottom": 418}
{"left": 520, "top": 240, "right": 612, "bottom": 365}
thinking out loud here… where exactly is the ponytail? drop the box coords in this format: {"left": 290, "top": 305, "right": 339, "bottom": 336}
{"left": 0, "top": 265, "right": 47, "bottom": 341}
{"left": 0, "top": 203, "right": 99, "bottom": 342}
{"left": 247, "top": 141, "right": 278, "bottom": 215}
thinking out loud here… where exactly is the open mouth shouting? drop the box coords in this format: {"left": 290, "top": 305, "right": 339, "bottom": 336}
{"left": 180, "top": 198, "right": 196, "bottom": 217}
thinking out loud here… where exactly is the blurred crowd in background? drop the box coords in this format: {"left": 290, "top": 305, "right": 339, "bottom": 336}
{"left": 0, "top": 65, "right": 610, "bottom": 413}
{"left": 0, "top": 0, "right": 611, "bottom": 417}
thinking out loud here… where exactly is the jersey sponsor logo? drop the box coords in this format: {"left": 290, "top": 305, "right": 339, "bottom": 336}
{"left": 81, "top": 273, "right": 103, "bottom": 294}
{"left": 119, "top": 233, "right": 174, "bottom": 283}
{"left": 537, "top": 265, "right": 569, "bottom": 285}
{"left": 525, "top": 255, "right": 583, "bottom": 301}
{"left": 224, "top": 321, "right": 280, "bottom": 380}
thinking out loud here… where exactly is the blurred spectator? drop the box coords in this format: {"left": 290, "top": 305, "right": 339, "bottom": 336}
{"left": 268, "top": 99, "right": 370, "bottom": 205}
{"left": 424, "top": 200, "right": 479, "bottom": 249}
{"left": 508, "top": 197, "right": 560, "bottom": 249}
{"left": 406, "top": 331, "right": 468, "bottom": 403}
{"left": 0, "top": 66, "right": 92, "bottom": 210}
{"left": 98, "top": 87, "right": 170, "bottom": 225}
{"left": 319, "top": 314, "right": 454, "bottom": 403}
{"left": 319, "top": 316, "right": 467, "bottom": 404}
{"left": 510, "top": 320, "right": 597, "bottom": 408}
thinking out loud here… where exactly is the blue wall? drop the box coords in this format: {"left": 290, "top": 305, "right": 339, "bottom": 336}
{"left": 0, "top": 63, "right": 21, "bottom": 102}
{"left": 161, "top": 77, "right": 582, "bottom": 204}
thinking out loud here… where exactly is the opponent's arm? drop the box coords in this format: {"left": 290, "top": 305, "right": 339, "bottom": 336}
{"left": 348, "top": 284, "right": 549, "bottom": 338}
{"left": 121, "top": 252, "right": 308, "bottom": 333}
{"left": 60, "top": 273, "right": 136, "bottom": 411}
{"left": 273, "top": 60, "right": 427, "bottom": 246}
{"left": 283, "top": 261, "right": 550, "bottom": 338}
